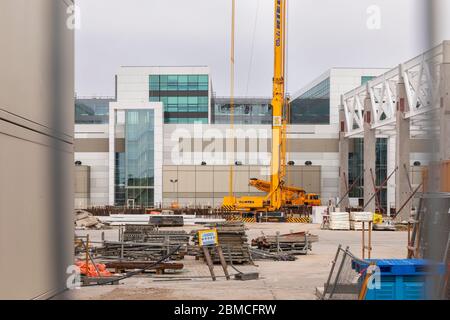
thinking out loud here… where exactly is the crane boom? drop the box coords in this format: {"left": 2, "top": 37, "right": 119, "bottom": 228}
{"left": 267, "top": 0, "right": 286, "bottom": 210}
{"left": 221, "top": 0, "right": 321, "bottom": 213}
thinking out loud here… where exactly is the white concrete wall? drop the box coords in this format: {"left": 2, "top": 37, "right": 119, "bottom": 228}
{"left": 75, "top": 124, "right": 108, "bottom": 138}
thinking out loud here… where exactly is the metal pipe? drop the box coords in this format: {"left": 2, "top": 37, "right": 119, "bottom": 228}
{"left": 329, "top": 246, "right": 349, "bottom": 299}
{"left": 79, "top": 238, "right": 102, "bottom": 278}
{"left": 363, "top": 166, "right": 398, "bottom": 210}
{"left": 336, "top": 170, "right": 364, "bottom": 207}
{"left": 369, "top": 168, "right": 383, "bottom": 214}
{"left": 394, "top": 183, "right": 423, "bottom": 219}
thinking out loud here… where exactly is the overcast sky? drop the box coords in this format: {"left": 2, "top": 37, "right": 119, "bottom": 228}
{"left": 75, "top": 0, "right": 443, "bottom": 98}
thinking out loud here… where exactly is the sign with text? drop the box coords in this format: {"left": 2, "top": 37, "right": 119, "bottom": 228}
{"left": 198, "top": 229, "right": 218, "bottom": 247}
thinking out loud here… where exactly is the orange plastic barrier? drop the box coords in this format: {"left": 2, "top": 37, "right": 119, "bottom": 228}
{"left": 75, "top": 261, "right": 112, "bottom": 277}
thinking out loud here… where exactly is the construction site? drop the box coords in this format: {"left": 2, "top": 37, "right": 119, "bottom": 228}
{"left": 1, "top": 0, "right": 450, "bottom": 303}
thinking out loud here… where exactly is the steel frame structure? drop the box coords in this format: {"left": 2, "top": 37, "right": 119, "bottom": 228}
{"left": 342, "top": 42, "right": 444, "bottom": 138}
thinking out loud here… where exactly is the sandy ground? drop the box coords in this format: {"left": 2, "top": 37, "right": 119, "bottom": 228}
{"left": 56, "top": 223, "right": 407, "bottom": 300}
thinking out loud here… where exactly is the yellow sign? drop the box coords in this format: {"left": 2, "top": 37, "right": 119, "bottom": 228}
{"left": 198, "top": 229, "right": 218, "bottom": 247}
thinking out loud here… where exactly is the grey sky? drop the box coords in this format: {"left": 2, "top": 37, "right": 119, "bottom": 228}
{"left": 75, "top": 0, "right": 436, "bottom": 98}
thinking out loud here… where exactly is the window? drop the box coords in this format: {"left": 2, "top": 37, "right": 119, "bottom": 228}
{"left": 361, "top": 76, "right": 375, "bottom": 85}
{"left": 149, "top": 75, "right": 159, "bottom": 90}
{"left": 178, "top": 75, "right": 188, "bottom": 91}
{"left": 212, "top": 98, "right": 272, "bottom": 124}
{"left": 75, "top": 98, "right": 114, "bottom": 124}
{"left": 148, "top": 74, "right": 209, "bottom": 123}
{"left": 199, "top": 75, "right": 208, "bottom": 90}
{"left": 290, "top": 78, "right": 330, "bottom": 124}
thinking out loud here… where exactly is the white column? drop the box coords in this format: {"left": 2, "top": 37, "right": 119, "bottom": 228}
{"left": 338, "top": 102, "right": 349, "bottom": 210}
{"left": 108, "top": 104, "right": 116, "bottom": 205}
{"left": 386, "top": 135, "right": 396, "bottom": 215}
{"left": 363, "top": 90, "right": 376, "bottom": 213}
{"left": 153, "top": 102, "right": 164, "bottom": 206}
{"left": 395, "top": 66, "right": 412, "bottom": 222}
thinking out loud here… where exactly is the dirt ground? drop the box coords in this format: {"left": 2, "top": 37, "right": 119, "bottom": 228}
{"left": 56, "top": 223, "right": 407, "bottom": 300}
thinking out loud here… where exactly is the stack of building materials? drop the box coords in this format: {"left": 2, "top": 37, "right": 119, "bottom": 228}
{"left": 249, "top": 247, "right": 296, "bottom": 261}
{"left": 97, "top": 214, "right": 183, "bottom": 226}
{"left": 329, "top": 212, "right": 350, "bottom": 230}
{"left": 148, "top": 215, "right": 184, "bottom": 227}
{"left": 103, "top": 261, "right": 184, "bottom": 274}
{"left": 350, "top": 212, "right": 373, "bottom": 230}
{"left": 122, "top": 224, "right": 155, "bottom": 242}
{"left": 95, "top": 229, "right": 190, "bottom": 261}
{"left": 97, "top": 214, "right": 225, "bottom": 226}
{"left": 251, "top": 231, "right": 318, "bottom": 255}
{"left": 312, "top": 206, "right": 328, "bottom": 224}
{"left": 74, "top": 210, "right": 104, "bottom": 229}
{"left": 192, "top": 221, "right": 251, "bottom": 264}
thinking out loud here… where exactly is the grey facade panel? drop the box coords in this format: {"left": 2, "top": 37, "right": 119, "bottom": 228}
{"left": 75, "top": 138, "right": 109, "bottom": 152}
{"left": 74, "top": 138, "right": 126, "bottom": 153}
{"left": 162, "top": 165, "right": 321, "bottom": 205}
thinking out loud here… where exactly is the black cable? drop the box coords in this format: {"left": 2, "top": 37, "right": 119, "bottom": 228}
{"left": 81, "top": 244, "right": 182, "bottom": 287}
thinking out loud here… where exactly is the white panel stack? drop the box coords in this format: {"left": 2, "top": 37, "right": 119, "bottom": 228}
{"left": 329, "top": 212, "right": 350, "bottom": 230}
{"left": 350, "top": 212, "right": 373, "bottom": 230}
{"left": 312, "top": 206, "right": 328, "bottom": 224}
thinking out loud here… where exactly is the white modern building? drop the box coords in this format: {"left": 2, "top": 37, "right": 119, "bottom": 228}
{"left": 75, "top": 66, "right": 405, "bottom": 209}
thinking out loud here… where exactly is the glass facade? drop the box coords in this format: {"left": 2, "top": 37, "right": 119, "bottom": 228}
{"left": 289, "top": 78, "right": 330, "bottom": 124}
{"left": 361, "top": 76, "right": 375, "bottom": 85}
{"left": 348, "top": 138, "right": 388, "bottom": 211}
{"left": 114, "top": 109, "right": 155, "bottom": 207}
{"left": 149, "top": 74, "right": 209, "bottom": 124}
{"left": 75, "top": 98, "right": 113, "bottom": 124}
{"left": 114, "top": 152, "right": 126, "bottom": 206}
{"left": 212, "top": 97, "right": 272, "bottom": 124}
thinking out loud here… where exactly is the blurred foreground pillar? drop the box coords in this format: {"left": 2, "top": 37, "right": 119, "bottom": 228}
{"left": 0, "top": 0, "right": 74, "bottom": 299}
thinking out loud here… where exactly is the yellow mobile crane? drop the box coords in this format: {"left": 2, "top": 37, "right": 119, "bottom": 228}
{"left": 222, "top": 0, "right": 321, "bottom": 213}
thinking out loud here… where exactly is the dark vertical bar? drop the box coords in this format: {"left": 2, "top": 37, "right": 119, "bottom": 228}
{"left": 329, "top": 246, "right": 349, "bottom": 300}
{"left": 322, "top": 244, "right": 341, "bottom": 300}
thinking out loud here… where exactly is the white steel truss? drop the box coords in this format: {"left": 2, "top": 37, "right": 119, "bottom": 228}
{"left": 342, "top": 42, "right": 444, "bottom": 137}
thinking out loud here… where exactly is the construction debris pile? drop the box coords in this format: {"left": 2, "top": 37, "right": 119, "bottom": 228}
{"left": 251, "top": 231, "right": 319, "bottom": 256}
{"left": 192, "top": 221, "right": 252, "bottom": 264}
{"left": 75, "top": 210, "right": 104, "bottom": 229}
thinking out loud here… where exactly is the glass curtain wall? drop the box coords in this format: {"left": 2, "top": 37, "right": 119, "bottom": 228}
{"left": 149, "top": 75, "right": 208, "bottom": 124}
{"left": 289, "top": 78, "right": 330, "bottom": 124}
{"left": 348, "top": 138, "right": 388, "bottom": 211}
{"left": 114, "top": 152, "right": 125, "bottom": 206}
{"left": 75, "top": 98, "right": 113, "bottom": 124}
{"left": 124, "top": 109, "right": 155, "bottom": 207}
{"left": 212, "top": 97, "right": 272, "bottom": 124}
